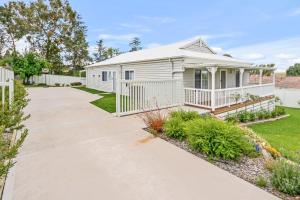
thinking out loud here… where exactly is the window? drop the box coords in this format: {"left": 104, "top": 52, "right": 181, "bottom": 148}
{"left": 201, "top": 71, "right": 209, "bottom": 89}
{"left": 125, "top": 70, "right": 134, "bottom": 80}
{"left": 235, "top": 70, "right": 240, "bottom": 87}
{"left": 108, "top": 71, "right": 112, "bottom": 80}
{"left": 102, "top": 71, "right": 108, "bottom": 81}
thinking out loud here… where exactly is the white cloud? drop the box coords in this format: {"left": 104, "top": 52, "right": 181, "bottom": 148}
{"left": 197, "top": 33, "right": 239, "bottom": 41}
{"left": 98, "top": 33, "right": 140, "bottom": 42}
{"left": 292, "top": 58, "right": 300, "bottom": 63}
{"left": 137, "top": 15, "right": 176, "bottom": 23}
{"left": 88, "top": 45, "right": 97, "bottom": 56}
{"left": 146, "top": 43, "right": 161, "bottom": 48}
{"left": 289, "top": 7, "right": 300, "bottom": 16}
{"left": 90, "top": 28, "right": 107, "bottom": 32}
{"left": 119, "top": 23, "right": 151, "bottom": 32}
{"left": 240, "top": 53, "right": 265, "bottom": 60}
{"left": 275, "top": 53, "right": 296, "bottom": 60}
{"left": 227, "top": 37, "right": 300, "bottom": 72}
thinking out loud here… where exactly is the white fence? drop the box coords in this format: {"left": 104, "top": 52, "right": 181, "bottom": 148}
{"left": 275, "top": 88, "right": 300, "bottom": 108}
{"left": 215, "top": 83, "right": 274, "bottom": 108}
{"left": 0, "top": 67, "right": 14, "bottom": 108}
{"left": 31, "top": 74, "right": 86, "bottom": 86}
{"left": 184, "top": 83, "right": 275, "bottom": 109}
{"left": 116, "top": 79, "right": 182, "bottom": 116}
{"left": 184, "top": 88, "right": 211, "bottom": 108}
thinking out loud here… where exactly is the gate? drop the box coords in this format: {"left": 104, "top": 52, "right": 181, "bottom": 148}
{"left": 116, "top": 79, "right": 182, "bottom": 116}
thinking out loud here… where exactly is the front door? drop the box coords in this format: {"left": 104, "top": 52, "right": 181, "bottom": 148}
{"left": 195, "top": 69, "right": 201, "bottom": 88}
{"left": 220, "top": 70, "right": 226, "bottom": 89}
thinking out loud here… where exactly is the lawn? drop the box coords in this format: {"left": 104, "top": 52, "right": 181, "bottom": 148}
{"left": 73, "top": 86, "right": 116, "bottom": 113}
{"left": 249, "top": 107, "right": 300, "bottom": 160}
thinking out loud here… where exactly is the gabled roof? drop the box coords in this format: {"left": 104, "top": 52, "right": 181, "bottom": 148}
{"left": 85, "top": 37, "right": 252, "bottom": 68}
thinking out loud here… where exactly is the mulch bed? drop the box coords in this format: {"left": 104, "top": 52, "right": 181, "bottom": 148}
{"left": 144, "top": 128, "right": 299, "bottom": 200}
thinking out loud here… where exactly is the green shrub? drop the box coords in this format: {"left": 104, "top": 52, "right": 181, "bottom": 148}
{"left": 257, "top": 110, "right": 265, "bottom": 120}
{"left": 274, "top": 107, "right": 286, "bottom": 116}
{"left": 249, "top": 111, "right": 256, "bottom": 121}
{"left": 279, "top": 148, "right": 300, "bottom": 164}
{"left": 170, "top": 110, "right": 199, "bottom": 121}
{"left": 55, "top": 83, "right": 60, "bottom": 87}
{"left": 185, "top": 118, "right": 256, "bottom": 160}
{"left": 164, "top": 117, "right": 186, "bottom": 141}
{"left": 271, "top": 110, "right": 277, "bottom": 118}
{"left": 256, "top": 175, "right": 267, "bottom": 187}
{"left": 238, "top": 111, "right": 249, "bottom": 123}
{"left": 0, "top": 81, "right": 28, "bottom": 179}
{"left": 37, "top": 83, "right": 47, "bottom": 87}
{"left": 263, "top": 110, "right": 272, "bottom": 119}
{"left": 70, "top": 82, "right": 82, "bottom": 86}
{"left": 271, "top": 160, "right": 300, "bottom": 195}
{"left": 225, "top": 115, "right": 238, "bottom": 124}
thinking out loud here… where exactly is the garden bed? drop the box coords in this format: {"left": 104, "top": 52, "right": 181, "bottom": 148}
{"left": 240, "top": 114, "right": 290, "bottom": 126}
{"left": 142, "top": 109, "right": 299, "bottom": 199}
{"left": 157, "top": 133, "right": 294, "bottom": 199}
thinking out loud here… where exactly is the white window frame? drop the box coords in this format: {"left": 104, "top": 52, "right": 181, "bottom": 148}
{"left": 201, "top": 70, "right": 209, "bottom": 89}
{"left": 102, "top": 71, "right": 108, "bottom": 82}
{"left": 124, "top": 69, "right": 135, "bottom": 80}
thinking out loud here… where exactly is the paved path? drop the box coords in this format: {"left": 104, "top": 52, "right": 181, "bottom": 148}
{"left": 4, "top": 87, "right": 277, "bottom": 200}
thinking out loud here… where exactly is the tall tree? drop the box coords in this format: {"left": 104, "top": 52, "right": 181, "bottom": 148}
{"left": 64, "top": 15, "right": 90, "bottom": 70}
{"left": 102, "top": 47, "right": 120, "bottom": 60}
{"left": 0, "top": 1, "right": 28, "bottom": 53}
{"left": 25, "top": 0, "right": 78, "bottom": 73}
{"left": 93, "top": 39, "right": 105, "bottom": 62}
{"left": 129, "top": 37, "right": 142, "bottom": 52}
{"left": 0, "top": 28, "right": 9, "bottom": 58}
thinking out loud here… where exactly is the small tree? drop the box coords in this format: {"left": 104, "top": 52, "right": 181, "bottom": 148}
{"left": 223, "top": 53, "right": 232, "bottom": 58}
{"left": 231, "top": 93, "right": 241, "bottom": 113}
{"left": 275, "top": 96, "right": 282, "bottom": 106}
{"left": 11, "top": 52, "right": 49, "bottom": 84}
{"left": 286, "top": 63, "right": 300, "bottom": 76}
{"left": 129, "top": 37, "right": 142, "bottom": 52}
{"left": 249, "top": 94, "right": 260, "bottom": 110}
{"left": 93, "top": 39, "right": 105, "bottom": 62}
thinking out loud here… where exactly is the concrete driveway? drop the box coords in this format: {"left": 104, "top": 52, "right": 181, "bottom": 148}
{"left": 4, "top": 87, "right": 277, "bottom": 200}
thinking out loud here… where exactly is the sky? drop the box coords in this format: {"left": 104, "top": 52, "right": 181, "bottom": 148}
{"left": 2, "top": 0, "right": 300, "bottom": 71}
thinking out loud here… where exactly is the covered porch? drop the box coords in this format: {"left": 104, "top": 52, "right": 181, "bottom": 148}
{"left": 182, "top": 61, "right": 275, "bottom": 111}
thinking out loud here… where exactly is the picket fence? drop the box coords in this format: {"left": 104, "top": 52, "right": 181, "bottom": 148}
{"left": 31, "top": 74, "right": 86, "bottom": 86}
{"left": 0, "top": 67, "right": 14, "bottom": 109}
{"left": 116, "top": 79, "right": 182, "bottom": 116}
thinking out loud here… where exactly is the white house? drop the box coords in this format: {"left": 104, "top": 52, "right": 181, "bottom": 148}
{"left": 85, "top": 38, "right": 275, "bottom": 116}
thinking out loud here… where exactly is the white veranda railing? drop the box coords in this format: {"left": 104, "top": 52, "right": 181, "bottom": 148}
{"left": 0, "top": 67, "right": 14, "bottom": 109}
{"left": 184, "top": 83, "right": 275, "bottom": 109}
{"left": 116, "top": 79, "right": 181, "bottom": 116}
{"left": 184, "top": 88, "right": 211, "bottom": 108}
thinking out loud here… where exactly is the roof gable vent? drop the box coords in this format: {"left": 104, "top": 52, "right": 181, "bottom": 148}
{"left": 180, "top": 38, "right": 215, "bottom": 54}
